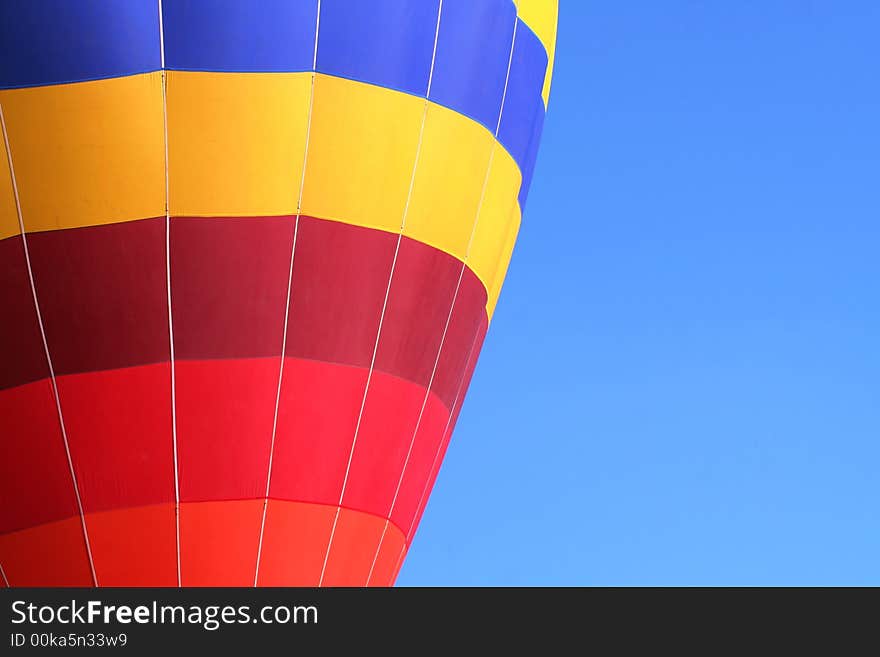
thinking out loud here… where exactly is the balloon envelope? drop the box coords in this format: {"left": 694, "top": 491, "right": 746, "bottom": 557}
{"left": 0, "top": 0, "right": 557, "bottom": 586}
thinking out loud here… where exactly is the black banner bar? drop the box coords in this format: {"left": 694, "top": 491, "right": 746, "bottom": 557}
{"left": 1, "top": 587, "right": 872, "bottom": 650}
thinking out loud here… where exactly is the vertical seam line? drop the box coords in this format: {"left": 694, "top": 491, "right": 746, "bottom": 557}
{"left": 253, "top": 0, "right": 323, "bottom": 588}
{"left": 157, "top": 0, "right": 181, "bottom": 587}
{"left": 318, "top": 0, "right": 445, "bottom": 587}
{"left": 0, "top": 102, "right": 98, "bottom": 586}
{"left": 366, "top": 18, "right": 520, "bottom": 584}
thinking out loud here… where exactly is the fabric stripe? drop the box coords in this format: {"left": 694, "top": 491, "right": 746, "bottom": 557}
{"left": 0, "top": 340, "right": 481, "bottom": 575}
{"left": 0, "top": 0, "right": 161, "bottom": 89}
{"left": 179, "top": 500, "right": 263, "bottom": 586}
{"left": 0, "top": 236, "right": 48, "bottom": 389}
{"left": 87, "top": 504, "right": 177, "bottom": 586}
{"left": 162, "top": 0, "right": 318, "bottom": 73}
{"left": 316, "top": 0, "right": 440, "bottom": 98}
{"left": 0, "top": 500, "right": 405, "bottom": 587}
{"left": 170, "top": 216, "right": 294, "bottom": 360}
{"left": 430, "top": 0, "right": 517, "bottom": 133}
{"left": 176, "top": 359, "right": 278, "bottom": 503}
{"left": 0, "top": 517, "right": 92, "bottom": 586}
{"left": 0, "top": 380, "right": 78, "bottom": 533}
{"left": 56, "top": 365, "right": 175, "bottom": 513}
{"left": 498, "top": 21, "right": 549, "bottom": 209}
{"left": 2, "top": 217, "right": 489, "bottom": 397}
{"left": 24, "top": 217, "right": 169, "bottom": 378}
{"left": 0, "top": 125, "right": 17, "bottom": 240}
{"left": 0, "top": 4, "right": 551, "bottom": 207}
{"left": 166, "top": 71, "right": 311, "bottom": 217}
{"left": 257, "top": 500, "right": 405, "bottom": 587}
{"left": 0, "top": 75, "right": 165, "bottom": 233}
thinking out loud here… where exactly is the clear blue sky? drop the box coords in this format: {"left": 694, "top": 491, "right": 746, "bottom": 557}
{"left": 398, "top": 1, "right": 879, "bottom": 586}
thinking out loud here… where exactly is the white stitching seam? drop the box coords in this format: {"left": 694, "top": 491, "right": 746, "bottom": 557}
{"left": 0, "top": 102, "right": 99, "bottom": 587}
{"left": 253, "top": 0, "right": 323, "bottom": 588}
{"left": 317, "top": 0, "right": 446, "bottom": 587}
{"left": 157, "top": 0, "right": 182, "bottom": 588}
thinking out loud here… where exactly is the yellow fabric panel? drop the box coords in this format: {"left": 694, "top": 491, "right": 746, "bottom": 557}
{"left": 405, "top": 102, "right": 495, "bottom": 260}
{"left": 486, "top": 207, "right": 521, "bottom": 320}
{"left": 515, "top": 0, "right": 559, "bottom": 106}
{"left": 0, "top": 120, "right": 19, "bottom": 241}
{"left": 301, "top": 74, "right": 423, "bottom": 233}
{"left": 0, "top": 74, "right": 165, "bottom": 233}
{"left": 467, "top": 145, "right": 523, "bottom": 319}
{"left": 166, "top": 71, "right": 312, "bottom": 217}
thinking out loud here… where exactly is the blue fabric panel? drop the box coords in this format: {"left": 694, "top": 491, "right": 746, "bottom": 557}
{"left": 517, "top": 101, "right": 546, "bottom": 209}
{"left": 498, "top": 20, "right": 548, "bottom": 177}
{"left": 162, "top": 0, "right": 318, "bottom": 72}
{"left": 0, "top": 0, "right": 161, "bottom": 89}
{"left": 316, "top": 0, "right": 441, "bottom": 98}
{"left": 429, "top": 0, "right": 516, "bottom": 133}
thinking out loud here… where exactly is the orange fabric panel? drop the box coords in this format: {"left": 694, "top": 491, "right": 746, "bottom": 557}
{"left": 179, "top": 499, "right": 264, "bottom": 586}
{"left": 256, "top": 499, "right": 336, "bottom": 587}
{"left": 87, "top": 503, "right": 176, "bottom": 586}
{"left": 322, "top": 507, "right": 390, "bottom": 587}
{"left": 367, "top": 523, "right": 407, "bottom": 587}
{"left": 0, "top": 517, "right": 92, "bottom": 586}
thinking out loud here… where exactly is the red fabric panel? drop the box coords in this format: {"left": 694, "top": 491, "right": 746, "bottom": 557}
{"left": 269, "top": 358, "right": 368, "bottom": 505}
{"left": 0, "top": 517, "right": 92, "bottom": 586}
{"left": 286, "top": 215, "right": 396, "bottom": 368}
{"left": 180, "top": 500, "right": 263, "bottom": 586}
{"left": 56, "top": 364, "right": 174, "bottom": 513}
{"left": 341, "top": 372, "right": 427, "bottom": 515}
{"left": 256, "top": 499, "right": 337, "bottom": 587}
{"left": 87, "top": 503, "right": 176, "bottom": 586}
{"left": 24, "top": 217, "right": 169, "bottom": 377}
{"left": 0, "top": 380, "right": 78, "bottom": 533}
{"left": 389, "top": 391, "right": 451, "bottom": 534}
{"left": 170, "top": 216, "right": 294, "bottom": 360}
{"left": 176, "top": 358, "right": 278, "bottom": 502}
{"left": 0, "top": 235, "right": 48, "bottom": 390}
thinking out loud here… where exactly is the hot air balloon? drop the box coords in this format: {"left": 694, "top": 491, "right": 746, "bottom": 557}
{"left": 0, "top": 0, "right": 557, "bottom": 587}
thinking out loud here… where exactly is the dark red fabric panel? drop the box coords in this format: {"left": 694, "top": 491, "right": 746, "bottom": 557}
{"left": 0, "top": 235, "right": 48, "bottom": 390}
{"left": 432, "top": 266, "right": 488, "bottom": 408}
{"left": 2, "top": 218, "right": 489, "bottom": 407}
{"left": 57, "top": 364, "right": 174, "bottom": 513}
{"left": 286, "top": 216, "right": 396, "bottom": 369}
{"left": 269, "top": 357, "right": 368, "bottom": 505}
{"left": 374, "top": 237, "right": 460, "bottom": 389}
{"left": 170, "top": 216, "right": 294, "bottom": 360}
{"left": 0, "top": 380, "right": 79, "bottom": 533}
{"left": 176, "top": 358, "right": 277, "bottom": 502}
{"left": 341, "top": 372, "right": 428, "bottom": 516}
{"left": 25, "top": 217, "right": 169, "bottom": 377}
